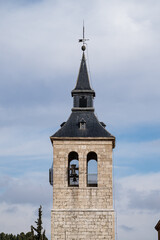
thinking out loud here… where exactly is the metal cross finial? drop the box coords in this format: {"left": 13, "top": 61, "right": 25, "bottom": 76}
{"left": 79, "top": 21, "right": 89, "bottom": 51}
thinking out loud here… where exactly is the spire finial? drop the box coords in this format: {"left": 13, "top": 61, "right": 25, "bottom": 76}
{"left": 79, "top": 21, "right": 89, "bottom": 51}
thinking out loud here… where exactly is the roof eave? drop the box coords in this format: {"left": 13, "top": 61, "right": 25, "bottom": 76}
{"left": 71, "top": 89, "right": 95, "bottom": 97}
{"left": 155, "top": 220, "right": 160, "bottom": 231}
{"left": 50, "top": 136, "right": 116, "bottom": 148}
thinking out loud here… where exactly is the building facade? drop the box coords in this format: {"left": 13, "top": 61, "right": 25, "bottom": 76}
{"left": 50, "top": 44, "right": 115, "bottom": 240}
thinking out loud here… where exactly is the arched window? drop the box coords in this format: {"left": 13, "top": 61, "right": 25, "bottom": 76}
{"left": 87, "top": 152, "right": 97, "bottom": 187}
{"left": 79, "top": 96, "right": 87, "bottom": 107}
{"left": 68, "top": 151, "right": 79, "bottom": 187}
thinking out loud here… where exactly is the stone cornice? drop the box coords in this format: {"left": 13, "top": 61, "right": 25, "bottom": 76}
{"left": 50, "top": 136, "right": 115, "bottom": 148}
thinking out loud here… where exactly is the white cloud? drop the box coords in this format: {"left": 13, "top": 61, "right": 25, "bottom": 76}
{"left": 0, "top": 202, "right": 37, "bottom": 234}
{"left": 0, "top": 0, "right": 160, "bottom": 130}
{"left": 0, "top": 172, "right": 52, "bottom": 205}
{"left": 0, "top": 1, "right": 160, "bottom": 240}
{"left": 0, "top": 202, "right": 51, "bottom": 239}
{"left": 115, "top": 139, "right": 160, "bottom": 161}
{"left": 0, "top": 172, "right": 52, "bottom": 238}
{"left": 115, "top": 172, "right": 160, "bottom": 240}
{"left": 0, "top": 171, "right": 160, "bottom": 240}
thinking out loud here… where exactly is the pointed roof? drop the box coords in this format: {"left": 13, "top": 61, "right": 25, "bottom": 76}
{"left": 50, "top": 37, "right": 115, "bottom": 148}
{"left": 51, "top": 111, "right": 115, "bottom": 148}
{"left": 72, "top": 53, "right": 95, "bottom": 96}
{"left": 155, "top": 220, "right": 160, "bottom": 231}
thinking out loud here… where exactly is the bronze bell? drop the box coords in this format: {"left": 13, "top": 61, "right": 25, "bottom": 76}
{"left": 71, "top": 164, "right": 77, "bottom": 182}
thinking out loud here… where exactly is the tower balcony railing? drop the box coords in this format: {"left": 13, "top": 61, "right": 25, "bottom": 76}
{"left": 87, "top": 173, "right": 97, "bottom": 187}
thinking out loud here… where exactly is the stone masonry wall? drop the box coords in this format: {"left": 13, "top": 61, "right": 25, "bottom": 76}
{"left": 51, "top": 139, "right": 115, "bottom": 240}
{"left": 51, "top": 210, "right": 114, "bottom": 240}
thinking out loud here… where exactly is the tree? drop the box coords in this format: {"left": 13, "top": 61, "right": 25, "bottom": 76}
{"left": 31, "top": 206, "right": 47, "bottom": 240}
{"left": 0, "top": 206, "right": 47, "bottom": 240}
{"left": 0, "top": 232, "right": 6, "bottom": 240}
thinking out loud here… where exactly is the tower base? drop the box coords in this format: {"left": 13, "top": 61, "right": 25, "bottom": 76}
{"left": 51, "top": 209, "right": 115, "bottom": 240}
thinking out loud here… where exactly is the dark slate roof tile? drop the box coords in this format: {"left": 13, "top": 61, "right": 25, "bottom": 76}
{"left": 51, "top": 111, "right": 114, "bottom": 138}
{"left": 73, "top": 53, "right": 93, "bottom": 91}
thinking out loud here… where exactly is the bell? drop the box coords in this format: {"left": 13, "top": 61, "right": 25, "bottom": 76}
{"left": 71, "top": 164, "right": 77, "bottom": 182}
{"left": 71, "top": 164, "right": 76, "bottom": 175}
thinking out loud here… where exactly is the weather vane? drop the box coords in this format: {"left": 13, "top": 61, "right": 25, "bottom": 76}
{"left": 79, "top": 22, "right": 89, "bottom": 51}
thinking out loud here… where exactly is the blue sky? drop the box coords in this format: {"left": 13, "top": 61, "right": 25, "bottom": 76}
{"left": 0, "top": 0, "right": 160, "bottom": 239}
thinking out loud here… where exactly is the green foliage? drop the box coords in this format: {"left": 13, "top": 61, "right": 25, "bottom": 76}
{"left": 0, "top": 232, "right": 32, "bottom": 240}
{"left": 31, "top": 205, "right": 47, "bottom": 240}
{"left": 0, "top": 206, "right": 48, "bottom": 240}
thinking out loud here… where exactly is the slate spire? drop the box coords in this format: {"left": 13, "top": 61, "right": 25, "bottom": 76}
{"left": 71, "top": 52, "right": 95, "bottom": 96}
{"left": 73, "top": 52, "right": 92, "bottom": 91}
{"left": 50, "top": 30, "right": 115, "bottom": 148}
{"left": 71, "top": 51, "right": 95, "bottom": 111}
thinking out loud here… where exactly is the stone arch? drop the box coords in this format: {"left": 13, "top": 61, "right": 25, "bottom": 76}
{"left": 79, "top": 96, "right": 87, "bottom": 107}
{"left": 87, "top": 151, "right": 98, "bottom": 187}
{"left": 68, "top": 151, "right": 79, "bottom": 187}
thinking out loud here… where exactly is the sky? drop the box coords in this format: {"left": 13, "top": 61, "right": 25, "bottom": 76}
{"left": 0, "top": 0, "right": 160, "bottom": 239}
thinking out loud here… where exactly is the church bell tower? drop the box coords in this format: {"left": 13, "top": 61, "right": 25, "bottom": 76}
{"left": 50, "top": 31, "right": 115, "bottom": 240}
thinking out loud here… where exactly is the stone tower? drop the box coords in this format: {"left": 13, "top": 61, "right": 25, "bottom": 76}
{"left": 50, "top": 40, "right": 115, "bottom": 240}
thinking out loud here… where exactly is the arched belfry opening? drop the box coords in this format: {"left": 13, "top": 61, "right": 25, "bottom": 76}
{"left": 87, "top": 152, "right": 98, "bottom": 187}
{"left": 68, "top": 151, "right": 79, "bottom": 187}
{"left": 79, "top": 96, "right": 87, "bottom": 107}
